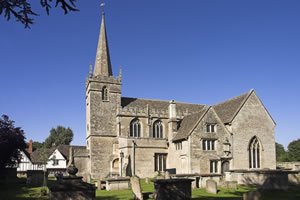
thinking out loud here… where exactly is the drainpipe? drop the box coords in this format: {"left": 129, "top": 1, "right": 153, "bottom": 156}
{"left": 132, "top": 140, "right": 135, "bottom": 176}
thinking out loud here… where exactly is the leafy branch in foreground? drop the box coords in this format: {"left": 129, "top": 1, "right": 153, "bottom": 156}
{"left": 0, "top": 0, "right": 78, "bottom": 28}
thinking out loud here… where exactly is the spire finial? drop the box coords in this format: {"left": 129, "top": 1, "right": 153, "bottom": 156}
{"left": 101, "top": 3, "right": 105, "bottom": 15}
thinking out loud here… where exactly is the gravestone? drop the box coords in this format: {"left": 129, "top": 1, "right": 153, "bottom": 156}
{"left": 105, "top": 177, "right": 130, "bottom": 191}
{"left": 152, "top": 179, "right": 194, "bottom": 200}
{"left": 243, "top": 191, "right": 261, "bottom": 200}
{"left": 206, "top": 179, "right": 217, "bottom": 194}
{"left": 145, "top": 178, "right": 149, "bottom": 184}
{"left": 27, "top": 170, "right": 47, "bottom": 187}
{"left": 165, "top": 171, "right": 170, "bottom": 179}
{"left": 130, "top": 176, "right": 143, "bottom": 200}
{"left": 225, "top": 181, "right": 238, "bottom": 190}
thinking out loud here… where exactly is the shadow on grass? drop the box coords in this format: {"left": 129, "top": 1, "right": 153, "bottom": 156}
{"left": 0, "top": 177, "right": 48, "bottom": 200}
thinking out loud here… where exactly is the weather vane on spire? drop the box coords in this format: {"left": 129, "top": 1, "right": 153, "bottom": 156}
{"left": 100, "top": 2, "right": 105, "bottom": 14}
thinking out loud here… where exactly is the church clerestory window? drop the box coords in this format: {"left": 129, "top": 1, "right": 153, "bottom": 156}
{"left": 249, "top": 136, "right": 261, "bottom": 169}
{"left": 102, "top": 86, "right": 108, "bottom": 101}
{"left": 130, "top": 119, "right": 141, "bottom": 137}
{"left": 153, "top": 120, "right": 163, "bottom": 138}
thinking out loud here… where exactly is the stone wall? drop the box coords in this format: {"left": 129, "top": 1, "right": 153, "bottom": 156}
{"left": 87, "top": 79, "right": 120, "bottom": 137}
{"left": 277, "top": 162, "right": 300, "bottom": 171}
{"left": 168, "top": 139, "right": 189, "bottom": 174}
{"left": 89, "top": 136, "right": 118, "bottom": 179}
{"left": 224, "top": 170, "right": 298, "bottom": 189}
{"left": 118, "top": 137, "right": 168, "bottom": 178}
{"left": 231, "top": 93, "right": 276, "bottom": 170}
{"left": 74, "top": 148, "right": 89, "bottom": 177}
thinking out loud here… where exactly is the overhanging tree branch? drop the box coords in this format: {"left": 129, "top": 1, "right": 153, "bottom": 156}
{"left": 0, "top": 0, "right": 78, "bottom": 28}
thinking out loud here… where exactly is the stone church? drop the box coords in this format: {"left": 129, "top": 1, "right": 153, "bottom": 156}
{"left": 85, "top": 12, "right": 276, "bottom": 179}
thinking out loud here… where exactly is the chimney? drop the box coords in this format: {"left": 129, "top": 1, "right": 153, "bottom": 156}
{"left": 28, "top": 139, "right": 33, "bottom": 153}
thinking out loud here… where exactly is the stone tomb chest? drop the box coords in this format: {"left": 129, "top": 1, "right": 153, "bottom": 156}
{"left": 49, "top": 164, "right": 96, "bottom": 200}
{"left": 152, "top": 178, "right": 194, "bottom": 200}
{"left": 104, "top": 177, "right": 131, "bottom": 191}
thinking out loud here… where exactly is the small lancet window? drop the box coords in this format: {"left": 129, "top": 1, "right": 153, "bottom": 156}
{"left": 153, "top": 120, "right": 163, "bottom": 138}
{"left": 130, "top": 119, "right": 141, "bottom": 137}
{"left": 102, "top": 86, "right": 108, "bottom": 101}
{"left": 249, "top": 137, "right": 261, "bottom": 169}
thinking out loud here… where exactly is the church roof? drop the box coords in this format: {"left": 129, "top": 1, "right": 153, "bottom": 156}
{"left": 121, "top": 97, "right": 205, "bottom": 113}
{"left": 173, "top": 107, "right": 209, "bottom": 141}
{"left": 213, "top": 90, "right": 251, "bottom": 123}
{"left": 173, "top": 89, "right": 253, "bottom": 141}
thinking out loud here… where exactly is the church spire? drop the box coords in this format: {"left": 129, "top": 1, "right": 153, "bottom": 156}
{"left": 94, "top": 9, "right": 113, "bottom": 77}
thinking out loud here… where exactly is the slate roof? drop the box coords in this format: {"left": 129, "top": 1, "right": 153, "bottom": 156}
{"left": 121, "top": 97, "right": 204, "bottom": 113}
{"left": 26, "top": 145, "right": 86, "bottom": 163}
{"left": 173, "top": 107, "right": 209, "bottom": 141}
{"left": 213, "top": 90, "right": 251, "bottom": 124}
{"left": 29, "top": 147, "right": 55, "bottom": 163}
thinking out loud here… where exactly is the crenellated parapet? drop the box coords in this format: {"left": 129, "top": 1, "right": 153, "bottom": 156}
{"left": 117, "top": 101, "right": 204, "bottom": 119}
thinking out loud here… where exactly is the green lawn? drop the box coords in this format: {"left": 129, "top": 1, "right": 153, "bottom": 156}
{"left": 1, "top": 178, "right": 300, "bottom": 200}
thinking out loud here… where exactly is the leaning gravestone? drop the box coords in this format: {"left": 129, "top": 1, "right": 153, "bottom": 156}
{"left": 206, "top": 179, "right": 217, "bottom": 194}
{"left": 243, "top": 191, "right": 261, "bottom": 200}
{"left": 130, "top": 176, "right": 143, "bottom": 200}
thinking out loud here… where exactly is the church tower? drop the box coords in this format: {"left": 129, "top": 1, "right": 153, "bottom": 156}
{"left": 86, "top": 10, "right": 121, "bottom": 178}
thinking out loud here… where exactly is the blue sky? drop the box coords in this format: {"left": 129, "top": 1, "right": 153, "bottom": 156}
{"left": 1, "top": 0, "right": 299, "bottom": 149}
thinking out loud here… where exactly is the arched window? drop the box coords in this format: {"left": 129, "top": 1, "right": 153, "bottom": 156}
{"left": 130, "top": 119, "right": 141, "bottom": 137}
{"left": 112, "top": 158, "right": 119, "bottom": 169}
{"left": 249, "top": 137, "right": 261, "bottom": 169}
{"left": 153, "top": 120, "right": 163, "bottom": 138}
{"left": 102, "top": 86, "right": 108, "bottom": 101}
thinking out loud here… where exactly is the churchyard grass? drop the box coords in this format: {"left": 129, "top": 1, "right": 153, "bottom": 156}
{"left": 1, "top": 178, "right": 300, "bottom": 199}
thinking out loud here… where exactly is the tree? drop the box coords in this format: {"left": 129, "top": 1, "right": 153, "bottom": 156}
{"left": 275, "top": 142, "right": 286, "bottom": 162}
{"left": 0, "top": 0, "right": 78, "bottom": 28}
{"left": 26, "top": 141, "right": 44, "bottom": 151}
{"left": 44, "top": 125, "right": 73, "bottom": 148}
{"left": 287, "top": 139, "right": 300, "bottom": 161}
{"left": 0, "top": 115, "right": 26, "bottom": 173}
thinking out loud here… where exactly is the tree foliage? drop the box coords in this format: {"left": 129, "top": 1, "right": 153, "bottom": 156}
{"left": 275, "top": 142, "right": 286, "bottom": 162}
{"left": 0, "top": 0, "right": 78, "bottom": 28}
{"left": 44, "top": 125, "right": 73, "bottom": 148}
{"left": 287, "top": 139, "right": 300, "bottom": 161}
{"left": 0, "top": 115, "right": 26, "bottom": 172}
